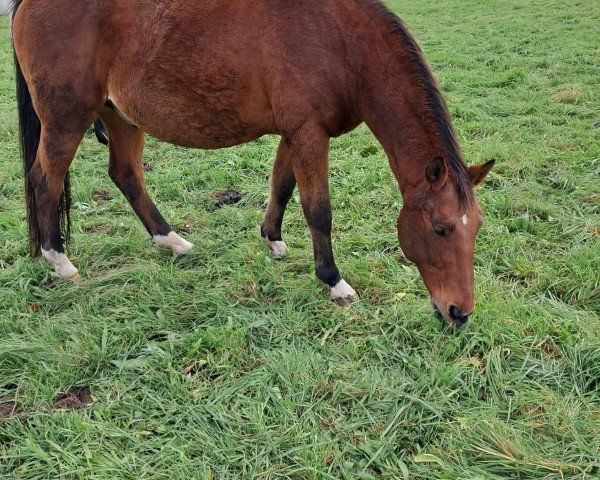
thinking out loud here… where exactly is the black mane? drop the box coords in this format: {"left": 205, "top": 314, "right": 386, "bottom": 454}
{"left": 371, "top": 1, "right": 475, "bottom": 205}
{"left": 10, "top": 0, "right": 22, "bottom": 22}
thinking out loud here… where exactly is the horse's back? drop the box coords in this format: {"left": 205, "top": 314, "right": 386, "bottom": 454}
{"left": 15, "top": 0, "right": 362, "bottom": 146}
{"left": 106, "top": 0, "right": 362, "bottom": 144}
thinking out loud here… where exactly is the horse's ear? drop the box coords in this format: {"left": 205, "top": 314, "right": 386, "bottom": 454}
{"left": 468, "top": 159, "right": 495, "bottom": 186}
{"left": 425, "top": 156, "right": 448, "bottom": 191}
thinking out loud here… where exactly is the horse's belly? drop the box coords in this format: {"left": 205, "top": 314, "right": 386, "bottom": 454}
{"left": 107, "top": 59, "right": 276, "bottom": 148}
{"left": 138, "top": 103, "right": 274, "bottom": 149}
{"left": 106, "top": 86, "right": 276, "bottom": 149}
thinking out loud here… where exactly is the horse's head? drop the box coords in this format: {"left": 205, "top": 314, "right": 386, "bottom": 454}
{"left": 397, "top": 156, "right": 494, "bottom": 327}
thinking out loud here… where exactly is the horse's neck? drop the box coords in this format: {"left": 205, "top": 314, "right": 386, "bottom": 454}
{"left": 356, "top": 21, "right": 446, "bottom": 194}
{"left": 361, "top": 75, "right": 442, "bottom": 194}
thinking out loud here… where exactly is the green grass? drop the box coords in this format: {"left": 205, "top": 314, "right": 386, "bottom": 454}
{"left": 0, "top": 0, "right": 598, "bottom": 478}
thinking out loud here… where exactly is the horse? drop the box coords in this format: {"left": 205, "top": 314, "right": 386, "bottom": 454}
{"left": 10, "top": 0, "right": 494, "bottom": 326}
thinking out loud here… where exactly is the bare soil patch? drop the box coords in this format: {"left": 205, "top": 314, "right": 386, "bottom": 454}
{"left": 53, "top": 387, "right": 93, "bottom": 410}
{"left": 206, "top": 189, "right": 242, "bottom": 212}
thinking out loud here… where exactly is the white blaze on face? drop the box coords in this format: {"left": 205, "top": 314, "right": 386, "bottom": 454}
{"left": 153, "top": 232, "right": 195, "bottom": 255}
{"left": 461, "top": 214, "right": 468, "bottom": 226}
{"left": 42, "top": 249, "right": 79, "bottom": 278}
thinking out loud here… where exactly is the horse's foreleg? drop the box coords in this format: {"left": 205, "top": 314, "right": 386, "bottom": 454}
{"left": 288, "top": 126, "right": 357, "bottom": 304}
{"left": 33, "top": 129, "right": 86, "bottom": 279}
{"left": 261, "top": 138, "right": 296, "bottom": 258}
{"left": 99, "top": 113, "right": 194, "bottom": 255}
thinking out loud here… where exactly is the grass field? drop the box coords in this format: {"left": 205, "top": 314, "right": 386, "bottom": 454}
{"left": 0, "top": 1, "right": 598, "bottom": 478}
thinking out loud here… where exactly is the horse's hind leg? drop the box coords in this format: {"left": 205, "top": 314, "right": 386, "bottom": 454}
{"left": 98, "top": 110, "right": 194, "bottom": 254}
{"left": 34, "top": 128, "right": 89, "bottom": 279}
{"left": 261, "top": 138, "right": 296, "bottom": 258}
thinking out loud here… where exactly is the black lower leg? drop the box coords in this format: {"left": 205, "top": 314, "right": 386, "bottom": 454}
{"left": 305, "top": 200, "right": 341, "bottom": 288}
{"left": 109, "top": 170, "right": 172, "bottom": 237}
{"left": 262, "top": 139, "right": 296, "bottom": 242}
{"left": 261, "top": 176, "right": 295, "bottom": 241}
{"left": 30, "top": 167, "right": 64, "bottom": 253}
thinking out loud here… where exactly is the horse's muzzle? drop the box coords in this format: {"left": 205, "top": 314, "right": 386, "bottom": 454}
{"left": 431, "top": 301, "right": 471, "bottom": 328}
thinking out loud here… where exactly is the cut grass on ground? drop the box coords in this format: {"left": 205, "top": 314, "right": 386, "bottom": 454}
{"left": 0, "top": 0, "right": 599, "bottom": 478}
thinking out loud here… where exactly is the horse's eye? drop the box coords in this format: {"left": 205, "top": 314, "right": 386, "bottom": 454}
{"left": 433, "top": 226, "right": 447, "bottom": 237}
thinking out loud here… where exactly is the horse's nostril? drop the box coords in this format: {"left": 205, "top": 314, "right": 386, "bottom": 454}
{"left": 449, "top": 305, "right": 469, "bottom": 326}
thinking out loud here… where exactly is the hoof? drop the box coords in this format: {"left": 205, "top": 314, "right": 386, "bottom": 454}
{"left": 333, "top": 295, "right": 357, "bottom": 307}
{"left": 153, "top": 232, "right": 195, "bottom": 255}
{"left": 172, "top": 241, "right": 195, "bottom": 256}
{"left": 42, "top": 249, "right": 79, "bottom": 279}
{"left": 263, "top": 237, "right": 288, "bottom": 259}
{"left": 69, "top": 273, "right": 83, "bottom": 283}
{"left": 330, "top": 279, "right": 358, "bottom": 305}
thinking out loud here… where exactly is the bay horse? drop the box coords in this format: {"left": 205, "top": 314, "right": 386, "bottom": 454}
{"left": 11, "top": 0, "right": 494, "bottom": 326}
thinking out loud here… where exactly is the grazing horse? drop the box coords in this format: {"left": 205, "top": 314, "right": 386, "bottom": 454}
{"left": 11, "top": 0, "right": 494, "bottom": 325}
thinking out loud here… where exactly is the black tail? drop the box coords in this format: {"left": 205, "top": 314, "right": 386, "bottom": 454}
{"left": 94, "top": 119, "right": 109, "bottom": 145}
{"left": 12, "top": 0, "right": 71, "bottom": 256}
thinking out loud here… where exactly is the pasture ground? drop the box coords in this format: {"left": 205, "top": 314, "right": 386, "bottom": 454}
{"left": 0, "top": 1, "right": 598, "bottom": 478}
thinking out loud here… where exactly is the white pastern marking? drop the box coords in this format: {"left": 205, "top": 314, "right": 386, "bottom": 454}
{"left": 153, "top": 232, "right": 195, "bottom": 255}
{"left": 461, "top": 214, "right": 468, "bottom": 225}
{"left": 330, "top": 279, "right": 357, "bottom": 301}
{"left": 42, "top": 249, "right": 79, "bottom": 278}
{"left": 263, "top": 237, "right": 288, "bottom": 259}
